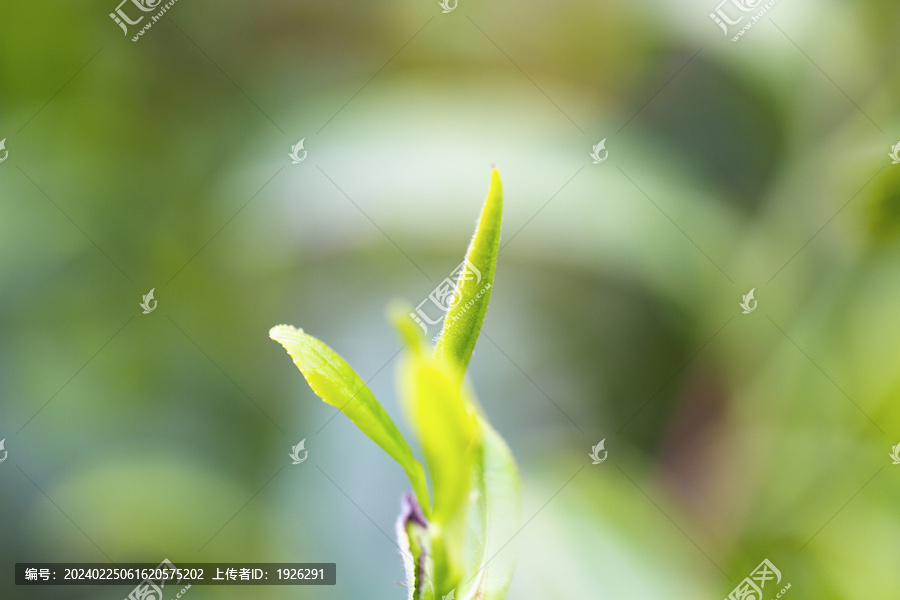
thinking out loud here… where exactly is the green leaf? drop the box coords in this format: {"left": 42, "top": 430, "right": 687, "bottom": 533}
{"left": 456, "top": 416, "right": 521, "bottom": 600}
{"left": 269, "top": 325, "right": 431, "bottom": 516}
{"left": 400, "top": 358, "right": 475, "bottom": 522}
{"left": 394, "top": 310, "right": 479, "bottom": 594}
{"left": 434, "top": 168, "right": 503, "bottom": 371}
{"left": 392, "top": 306, "right": 520, "bottom": 599}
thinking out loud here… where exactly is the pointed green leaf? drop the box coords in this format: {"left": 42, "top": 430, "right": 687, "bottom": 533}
{"left": 434, "top": 168, "right": 503, "bottom": 371}
{"left": 269, "top": 324, "right": 431, "bottom": 516}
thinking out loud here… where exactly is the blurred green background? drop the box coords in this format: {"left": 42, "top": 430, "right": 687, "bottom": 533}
{"left": 2, "top": 0, "right": 900, "bottom": 598}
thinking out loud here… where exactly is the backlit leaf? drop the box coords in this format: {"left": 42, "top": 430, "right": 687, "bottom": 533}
{"left": 434, "top": 168, "right": 503, "bottom": 371}
{"left": 269, "top": 324, "right": 431, "bottom": 515}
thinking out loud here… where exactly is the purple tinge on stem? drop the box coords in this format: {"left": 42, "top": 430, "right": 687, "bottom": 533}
{"left": 396, "top": 492, "right": 430, "bottom": 597}
{"left": 398, "top": 491, "right": 429, "bottom": 530}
